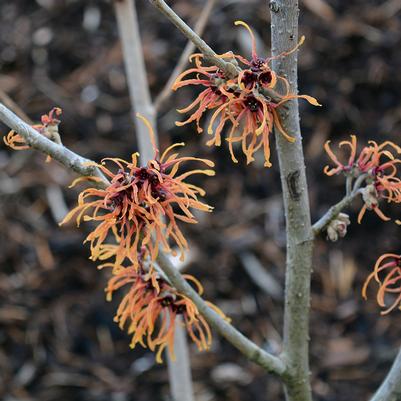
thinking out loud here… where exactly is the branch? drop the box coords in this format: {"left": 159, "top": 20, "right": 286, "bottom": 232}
{"left": 0, "top": 103, "right": 108, "bottom": 186}
{"left": 147, "top": 0, "right": 238, "bottom": 78}
{"left": 270, "top": 1, "right": 313, "bottom": 400}
{"left": 114, "top": 1, "right": 193, "bottom": 400}
{"left": 148, "top": 0, "right": 282, "bottom": 104}
{"left": 157, "top": 252, "right": 286, "bottom": 376}
{"left": 312, "top": 173, "right": 367, "bottom": 236}
{"left": 0, "top": 102, "right": 286, "bottom": 378}
{"left": 370, "top": 347, "right": 401, "bottom": 401}
{"left": 312, "top": 192, "right": 359, "bottom": 236}
{"left": 154, "top": 0, "right": 217, "bottom": 112}
{"left": 114, "top": 0, "right": 156, "bottom": 162}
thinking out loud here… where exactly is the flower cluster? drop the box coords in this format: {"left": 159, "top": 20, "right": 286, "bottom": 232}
{"left": 173, "top": 21, "right": 320, "bottom": 167}
{"left": 4, "top": 107, "right": 62, "bottom": 152}
{"left": 59, "top": 116, "right": 225, "bottom": 360}
{"left": 105, "top": 249, "right": 221, "bottom": 362}
{"left": 363, "top": 253, "right": 401, "bottom": 315}
{"left": 324, "top": 135, "right": 401, "bottom": 223}
{"left": 61, "top": 115, "right": 214, "bottom": 270}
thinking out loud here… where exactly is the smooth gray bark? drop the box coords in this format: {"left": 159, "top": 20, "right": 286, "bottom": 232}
{"left": 114, "top": 2, "right": 194, "bottom": 400}
{"left": 269, "top": 1, "right": 314, "bottom": 400}
{"left": 370, "top": 348, "right": 401, "bottom": 401}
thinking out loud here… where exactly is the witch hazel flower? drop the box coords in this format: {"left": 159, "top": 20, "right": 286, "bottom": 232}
{"left": 105, "top": 249, "right": 227, "bottom": 362}
{"left": 172, "top": 54, "right": 228, "bottom": 134}
{"left": 324, "top": 135, "right": 401, "bottom": 223}
{"left": 4, "top": 107, "right": 62, "bottom": 151}
{"left": 363, "top": 253, "right": 401, "bottom": 315}
{"left": 173, "top": 21, "right": 320, "bottom": 168}
{"left": 61, "top": 114, "right": 214, "bottom": 269}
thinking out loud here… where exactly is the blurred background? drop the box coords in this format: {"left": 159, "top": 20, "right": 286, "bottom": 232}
{"left": 0, "top": 0, "right": 400, "bottom": 400}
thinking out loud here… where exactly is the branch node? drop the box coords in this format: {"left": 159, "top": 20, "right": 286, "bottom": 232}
{"left": 269, "top": 1, "right": 280, "bottom": 13}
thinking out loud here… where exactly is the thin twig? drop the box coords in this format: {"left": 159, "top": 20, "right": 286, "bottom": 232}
{"left": 312, "top": 173, "right": 367, "bottom": 236}
{"left": 0, "top": 103, "right": 108, "bottom": 186}
{"left": 370, "top": 347, "right": 401, "bottom": 401}
{"left": 148, "top": 0, "right": 282, "bottom": 104}
{"left": 312, "top": 192, "right": 359, "bottom": 236}
{"left": 148, "top": 0, "right": 238, "bottom": 78}
{"left": 345, "top": 175, "right": 352, "bottom": 196}
{"left": 157, "top": 252, "right": 286, "bottom": 376}
{"left": 0, "top": 101, "right": 286, "bottom": 378}
{"left": 154, "top": 0, "right": 217, "bottom": 112}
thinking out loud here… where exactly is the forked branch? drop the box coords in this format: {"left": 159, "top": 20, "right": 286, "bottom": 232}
{"left": 0, "top": 101, "right": 286, "bottom": 378}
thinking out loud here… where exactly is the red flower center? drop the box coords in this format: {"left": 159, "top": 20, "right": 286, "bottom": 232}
{"left": 245, "top": 96, "right": 261, "bottom": 112}
{"left": 250, "top": 57, "right": 266, "bottom": 72}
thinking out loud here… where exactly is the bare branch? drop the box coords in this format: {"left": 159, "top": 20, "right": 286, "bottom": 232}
{"left": 0, "top": 103, "right": 108, "bottom": 186}
{"left": 114, "top": 0, "right": 156, "bottom": 162}
{"left": 114, "top": 1, "right": 193, "bottom": 399}
{"left": 370, "top": 347, "right": 401, "bottom": 401}
{"left": 312, "top": 192, "right": 359, "bottom": 236}
{"left": 157, "top": 252, "right": 286, "bottom": 376}
{"left": 0, "top": 100, "right": 286, "bottom": 379}
{"left": 312, "top": 173, "right": 368, "bottom": 236}
{"left": 148, "top": 0, "right": 282, "bottom": 104}
{"left": 147, "top": 0, "right": 238, "bottom": 78}
{"left": 154, "top": 0, "right": 217, "bottom": 112}
{"left": 270, "top": 1, "right": 313, "bottom": 400}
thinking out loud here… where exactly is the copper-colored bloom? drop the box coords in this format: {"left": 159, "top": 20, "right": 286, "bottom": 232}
{"left": 105, "top": 252, "right": 221, "bottom": 362}
{"left": 324, "top": 136, "right": 401, "bottom": 223}
{"left": 172, "top": 54, "right": 228, "bottom": 134}
{"left": 173, "top": 21, "right": 320, "bottom": 167}
{"left": 61, "top": 115, "right": 214, "bottom": 269}
{"left": 362, "top": 253, "right": 401, "bottom": 314}
{"left": 4, "top": 107, "right": 62, "bottom": 151}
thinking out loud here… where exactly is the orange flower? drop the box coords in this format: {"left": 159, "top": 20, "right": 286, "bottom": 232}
{"left": 105, "top": 251, "right": 223, "bottom": 362}
{"left": 172, "top": 54, "right": 229, "bottom": 134}
{"left": 206, "top": 91, "right": 276, "bottom": 167}
{"left": 173, "top": 20, "right": 320, "bottom": 167}
{"left": 362, "top": 253, "right": 401, "bottom": 314}
{"left": 61, "top": 115, "right": 214, "bottom": 269}
{"left": 232, "top": 21, "right": 299, "bottom": 91}
{"left": 324, "top": 136, "right": 401, "bottom": 223}
{"left": 4, "top": 107, "right": 62, "bottom": 151}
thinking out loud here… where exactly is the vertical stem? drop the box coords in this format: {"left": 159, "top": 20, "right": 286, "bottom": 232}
{"left": 114, "top": 0, "right": 156, "bottom": 160}
{"left": 114, "top": 2, "right": 194, "bottom": 400}
{"left": 269, "top": 1, "right": 313, "bottom": 400}
{"left": 167, "top": 316, "right": 194, "bottom": 401}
